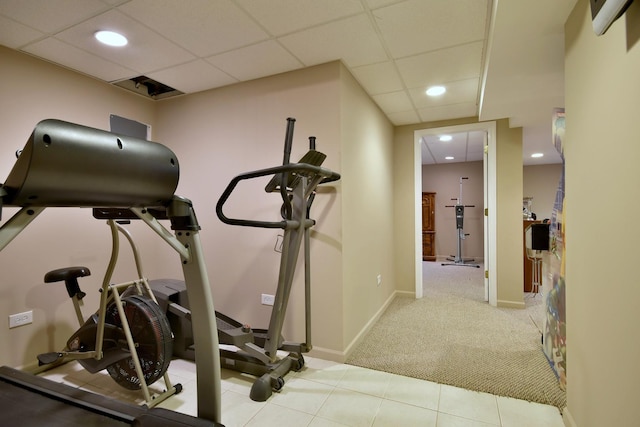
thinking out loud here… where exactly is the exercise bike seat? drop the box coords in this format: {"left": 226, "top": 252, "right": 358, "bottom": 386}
{"left": 44, "top": 266, "right": 91, "bottom": 300}
{"left": 44, "top": 266, "right": 91, "bottom": 283}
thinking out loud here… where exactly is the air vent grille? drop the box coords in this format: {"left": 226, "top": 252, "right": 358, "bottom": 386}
{"left": 113, "top": 76, "right": 183, "bottom": 100}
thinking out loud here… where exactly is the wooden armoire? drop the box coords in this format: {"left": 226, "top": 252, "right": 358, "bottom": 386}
{"left": 422, "top": 192, "right": 436, "bottom": 261}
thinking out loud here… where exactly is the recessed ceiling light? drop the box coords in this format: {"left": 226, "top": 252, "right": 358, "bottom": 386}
{"left": 445, "top": 156, "right": 454, "bottom": 160}
{"left": 439, "top": 135, "right": 452, "bottom": 142}
{"left": 531, "top": 153, "right": 544, "bottom": 158}
{"left": 426, "top": 86, "right": 446, "bottom": 96}
{"left": 95, "top": 30, "right": 128, "bottom": 47}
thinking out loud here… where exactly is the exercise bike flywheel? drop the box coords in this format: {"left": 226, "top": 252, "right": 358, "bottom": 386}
{"left": 104, "top": 294, "right": 173, "bottom": 390}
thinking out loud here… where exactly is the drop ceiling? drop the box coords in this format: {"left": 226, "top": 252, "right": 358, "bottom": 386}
{"left": 0, "top": 0, "right": 577, "bottom": 165}
{"left": 421, "top": 131, "right": 486, "bottom": 165}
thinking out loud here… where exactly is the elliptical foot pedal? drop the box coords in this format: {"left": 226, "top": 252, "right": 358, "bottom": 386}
{"left": 37, "top": 352, "right": 63, "bottom": 365}
{"left": 249, "top": 373, "right": 274, "bottom": 402}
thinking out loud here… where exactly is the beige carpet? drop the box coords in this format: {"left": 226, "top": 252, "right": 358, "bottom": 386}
{"left": 346, "top": 260, "right": 566, "bottom": 409}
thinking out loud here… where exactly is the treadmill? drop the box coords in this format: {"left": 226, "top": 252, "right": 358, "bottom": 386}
{"left": 0, "top": 365, "right": 212, "bottom": 426}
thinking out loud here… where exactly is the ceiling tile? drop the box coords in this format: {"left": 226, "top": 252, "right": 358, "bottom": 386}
{"left": 372, "top": 91, "right": 414, "bottom": 113}
{"left": 237, "top": 0, "right": 363, "bottom": 36}
{"left": 422, "top": 130, "right": 486, "bottom": 164}
{"left": 466, "top": 146, "right": 486, "bottom": 161}
{"left": 396, "top": 41, "right": 484, "bottom": 89}
{"left": 206, "top": 40, "right": 303, "bottom": 82}
{"left": 418, "top": 102, "right": 478, "bottom": 123}
{"left": 0, "top": 0, "right": 109, "bottom": 33}
{"left": 0, "top": 15, "right": 44, "bottom": 48}
{"left": 146, "top": 60, "right": 238, "bottom": 93}
{"left": 409, "top": 78, "right": 478, "bottom": 109}
{"left": 118, "top": 0, "right": 269, "bottom": 57}
{"left": 278, "top": 14, "right": 388, "bottom": 68}
{"left": 363, "top": 0, "right": 401, "bottom": 9}
{"left": 54, "top": 9, "right": 195, "bottom": 74}
{"left": 468, "top": 131, "right": 486, "bottom": 145}
{"left": 350, "top": 61, "right": 404, "bottom": 95}
{"left": 427, "top": 137, "right": 467, "bottom": 162}
{"left": 421, "top": 150, "right": 435, "bottom": 165}
{"left": 99, "top": 0, "right": 129, "bottom": 5}
{"left": 22, "top": 37, "right": 136, "bottom": 81}
{"left": 372, "top": 0, "right": 488, "bottom": 58}
{"left": 422, "top": 132, "right": 468, "bottom": 145}
{"left": 387, "top": 110, "right": 420, "bottom": 126}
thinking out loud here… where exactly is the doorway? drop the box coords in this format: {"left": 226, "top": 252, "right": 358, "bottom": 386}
{"left": 413, "top": 122, "right": 497, "bottom": 305}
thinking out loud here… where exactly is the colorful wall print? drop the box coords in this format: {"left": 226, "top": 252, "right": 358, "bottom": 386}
{"left": 543, "top": 108, "right": 566, "bottom": 390}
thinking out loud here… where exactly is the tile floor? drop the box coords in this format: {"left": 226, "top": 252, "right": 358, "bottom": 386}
{"left": 39, "top": 356, "right": 564, "bottom": 427}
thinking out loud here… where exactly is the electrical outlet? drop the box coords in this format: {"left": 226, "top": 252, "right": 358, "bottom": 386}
{"left": 9, "top": 310, "right": 33, "bottom": 328}
{"left": 261, "top": 294, "right": 275, "bottom": 306}
{"left": 377, "top": 274, "right": 382, "bottom": 286}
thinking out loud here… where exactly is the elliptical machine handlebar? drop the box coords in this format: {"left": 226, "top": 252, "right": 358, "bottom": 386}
{"left": 279, "top": 118, "right": 295, "bottom": 220}
{"left": 215, "top": 162, "right": 340, "bottom": 229}
{"left": 216, "top": 117, "right": 339, "bottom": 230}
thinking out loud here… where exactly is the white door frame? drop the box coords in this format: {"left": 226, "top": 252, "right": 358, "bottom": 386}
{"left": 414, "top": 121, "right": 497, "bottom": 305}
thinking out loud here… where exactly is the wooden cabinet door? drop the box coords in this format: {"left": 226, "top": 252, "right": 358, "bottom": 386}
{"left": 422, "top": 192, "right": 436, "bottom": 261}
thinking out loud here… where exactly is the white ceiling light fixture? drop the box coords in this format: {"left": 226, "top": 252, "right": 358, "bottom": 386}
{"left": 439, "top": 135, "right": 452, "bottom": 142}
{"left": 531, "top": 153, "right": 544, "bottom": 158}
{"left": 95, "top": 30, "right": 128, "bottom": 47}
{"left": 445, "top": 156, "right": 454, "bottom": 160}
{"left": 426, "top": 85, "right": 446, "bottom": 96}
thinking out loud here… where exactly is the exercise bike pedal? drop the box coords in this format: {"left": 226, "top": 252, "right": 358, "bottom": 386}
{"left": 37, "top": 352, "right": 63, "bottom": 366}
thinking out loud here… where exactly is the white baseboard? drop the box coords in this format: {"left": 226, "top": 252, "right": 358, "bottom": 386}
{"left": 343, "top": 290, "right": 412, "bottom": 360}
{"left": 497, "top": 299, "right": 526, "bottom": 309}
{"left": 309, "top": 290, "right": 410, "bottom": 363}
{"left": 562, "top": 406, "right": 577, "bottom": 427}
{"left": 308, "top": 346, "right": 347, "bottom": 363}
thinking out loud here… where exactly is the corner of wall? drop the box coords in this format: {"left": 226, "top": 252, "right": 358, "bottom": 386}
{"left": 563, "top": 407, "right": 578, "bottom": 427}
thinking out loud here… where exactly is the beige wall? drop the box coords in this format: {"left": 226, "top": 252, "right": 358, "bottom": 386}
{"left": 422, "top": 161, "right": 484, "bottom": 260}
{"left": 495, "top": 120, "right": 524, "bottom": 308}
{"left": 338, "top": 66, "right": 396, "bottom": 352}
{"left": 523, "top": 164, "right": 563, "bottom": 221}
{"left": 564, "top": 1, "right": 640, "bottom": 426}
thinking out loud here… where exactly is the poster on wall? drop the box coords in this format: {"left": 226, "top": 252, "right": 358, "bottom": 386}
{"left": 543, "top": 108, "right": 566, "bottom": 390}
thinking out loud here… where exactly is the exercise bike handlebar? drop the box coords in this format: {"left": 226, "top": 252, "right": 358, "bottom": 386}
{"left": 216, "top": 162, "right": 340, "bottom": 229}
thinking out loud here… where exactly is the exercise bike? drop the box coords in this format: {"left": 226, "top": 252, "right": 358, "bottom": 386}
{"left": 151, "top": 117, "right": 340, "bottom": 402}
{"left": 34, "top": 209, "right": 181, "bottom": 407}
{"left": 0, "top": 119, "right": 222, "bottom": 424}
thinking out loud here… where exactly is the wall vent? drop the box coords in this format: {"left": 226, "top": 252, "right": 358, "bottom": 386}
{"left": 112, "top": 76, "right": 183, "bottom": 100}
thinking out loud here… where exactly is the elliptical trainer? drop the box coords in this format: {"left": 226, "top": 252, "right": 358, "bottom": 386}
{"left": 151, "top": 117, "right": 340, "bottom": 402}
